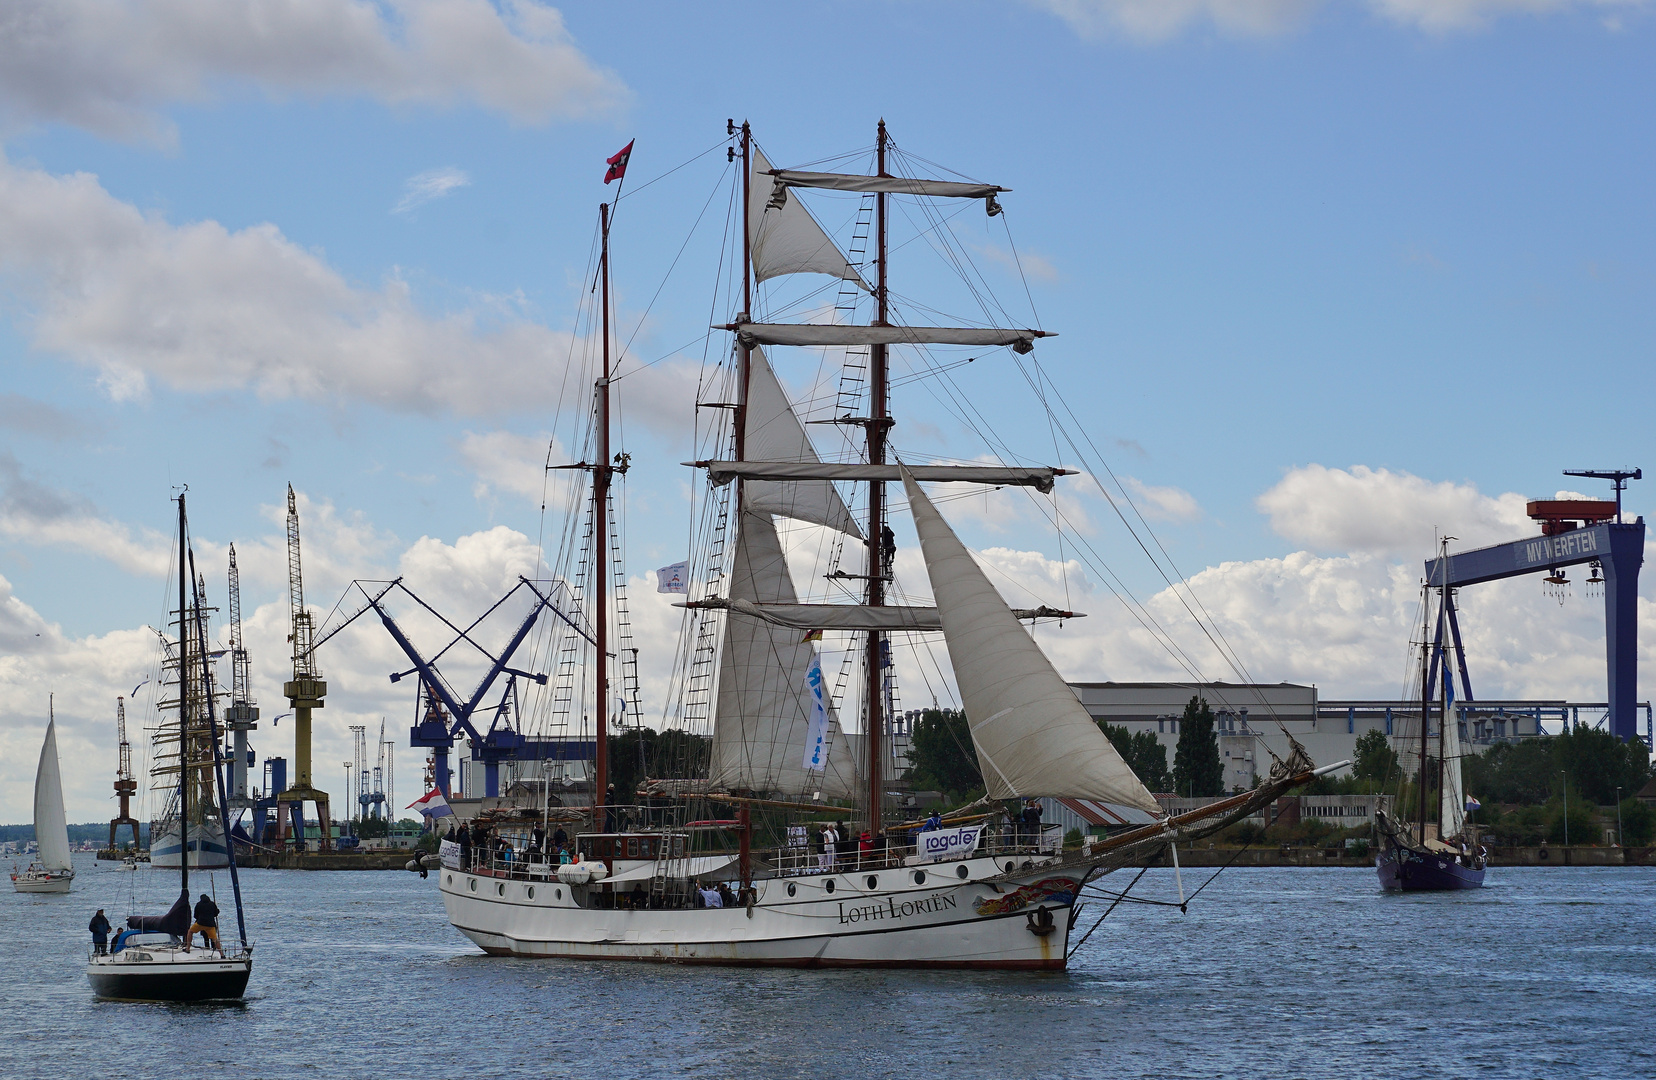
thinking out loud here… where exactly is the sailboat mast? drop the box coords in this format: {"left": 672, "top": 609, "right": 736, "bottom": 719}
{"left": 864, "top": 119, "right": 890, "bottom": 833}
{"left": 1417, "top": 581, "right": 1430, "bottom": 844}
{"left": 735, "top": 121, "right": 752, "bottom": 466}
{"left": 1437, "top": 545, "right": 1449, "bottom": 835}
{"left": 594, "top": 202, "right": 613, "bottom": 828}
{"left": 177, "top": 492, "right": 190, "bottom": 898}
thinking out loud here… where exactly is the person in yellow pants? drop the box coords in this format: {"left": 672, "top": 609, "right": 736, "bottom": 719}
{"left": 186, "top": 893, "right": 220, "bottom": 953}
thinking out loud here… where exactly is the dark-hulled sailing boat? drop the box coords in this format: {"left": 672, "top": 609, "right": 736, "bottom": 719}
{"left": 88, "top": 492, "right": 254, "bottom": 1000}
{"left": 1376, "top": 540, "right": 1486, "bottom": 891}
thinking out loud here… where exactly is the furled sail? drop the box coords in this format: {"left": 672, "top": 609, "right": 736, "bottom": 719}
{"left": 744, "top": 346, "right": 860, "bottom": 537}
{"left": 34, "top": 717, "right": 72, "bottom": 872}
{"left": 902, "top": 467, "right": 1160, "bottom": 810}
{"left": 769, "top": 170, "right": 1007, "bottom": 200}
{"left": 694, "top": 460, "right": 1073, "bottom": 494}
{"left": 750, "top": 149, "right": 869, "bottom": 289}
{"left": 708, "top": 511, "right": 858, "bottom": 799}
{"left": 734, "top": 323, "right": 1050, "bottom": 350}
{"left": 682, "top": 598, "right": 1081, "bottom": 631}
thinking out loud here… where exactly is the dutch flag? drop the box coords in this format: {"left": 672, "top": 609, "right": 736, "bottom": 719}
{"left": 1465, "top": 794, "right": 1481, "bottom": 813}
{"left": 408, "top": 787, "right": 454, "bottom": 819}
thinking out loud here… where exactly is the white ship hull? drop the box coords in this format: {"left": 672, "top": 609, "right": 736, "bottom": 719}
{"left": 150, "top": 820, "right": 230, "bottom": 869}
{"left": 439, "top": 854, "right": 1085, "bottom": 969}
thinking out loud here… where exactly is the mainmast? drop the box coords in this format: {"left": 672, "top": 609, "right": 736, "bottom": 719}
{"left": 864, "top": 119, "right": 890, "bottom": 835}
{"left": 176, "top": 492, "right": 190, "bottom": 899}
{"left": 736, "top": 120, "right": 753, "bottom": 465}
{"left": 1417, "top": 581, "right": 1431, "bottom": 844}
{"left": 594, "top": 200, "right": 614, "bottom": 830}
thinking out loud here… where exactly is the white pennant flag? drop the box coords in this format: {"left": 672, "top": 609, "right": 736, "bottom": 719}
{"left": 655, "top": 561, "right": 688, "bottom": 593}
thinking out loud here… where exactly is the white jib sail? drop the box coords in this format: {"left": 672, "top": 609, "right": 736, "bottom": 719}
{"left": 708, "top": 511, "right": 858, "bottom": 799}
{"left": 902, "top": 468, "right": 1160, "bottom": 810}
{"left": 1440, "top": 690, "right": 1467, "bottom": 840}
{"left": 34, "top": 717, "right": 72, "bottom": 872}
{"left": 750, "top": 148, "right": 869, "bottom": 289}
{"left": 744, "top": 346, "right": 861, "bottom": 538}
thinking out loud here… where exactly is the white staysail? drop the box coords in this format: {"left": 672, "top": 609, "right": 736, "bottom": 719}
{"left": 735, "top": 323, "right": 1049, "bottom": 350}
{"left": 34, "top": 717, "right": 72, "bottom": 872}
{"left": 750, "top": 149, "right": 869, "bottom": 289}
{"left": 1440, "top": 694, "right": 1467, "bottom": 841}
{"left": 708, "top": 511, "right": 858, "bottom": 799}
{"left": 744, "top": 347, "right": 860, "bottom": 537}
{"left": 902, "top": 468, "right": 1160, "bottom": 811}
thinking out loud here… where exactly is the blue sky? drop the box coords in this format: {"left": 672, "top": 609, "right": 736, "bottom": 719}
{"left": 1, "top": 0, "right": 1652, "bottom": 822}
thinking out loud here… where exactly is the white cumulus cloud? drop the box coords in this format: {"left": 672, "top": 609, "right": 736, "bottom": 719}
{"left": 1123, "top": 476, "right": 1202, "bottom": 523}
{"left": 1029, "top": 0, "right": 1646, "bottom": 40}
{"left": 1257, "top": 464, "right": 1533, "bottom": 556}
{"left": 1369, "top": 0, "right": 1647, "bottom": 33}
{"left": 0, "top": 0, "right": 626, "bottom": 144}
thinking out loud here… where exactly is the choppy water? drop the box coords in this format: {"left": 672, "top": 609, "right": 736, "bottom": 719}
{"left": 4, "top": 852, "right": 1652, "bottom": 1079}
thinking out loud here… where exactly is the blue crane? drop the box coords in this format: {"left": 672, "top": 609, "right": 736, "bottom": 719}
{"left": 309, "top": 577, "right": 597, "bottom": 798}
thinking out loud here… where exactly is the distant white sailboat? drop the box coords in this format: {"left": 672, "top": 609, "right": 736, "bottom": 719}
{"left": 12, "top": 702, "right": 75, "bottom": 894}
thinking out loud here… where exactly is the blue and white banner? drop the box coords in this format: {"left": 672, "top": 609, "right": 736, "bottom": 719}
{"left": 913, "top": 824, "right": 984, "bottom": 863}
{"left": 655, "top": 561, "right": 689, "bottom": 593}
{"left": 439, "top": 839, "right": 461, "bottom": 870}
{"left": 802, "top": 652, "right": 830, "bottom": 771}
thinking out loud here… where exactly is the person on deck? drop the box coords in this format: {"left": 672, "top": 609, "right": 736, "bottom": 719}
{"left": 558, "top": 846, "right": 573, "bottom": 865}
{"left": 552, "top": 826, "right": 568, "bottom": 851}
{"left": 89, "top": 909, "right": 111, "bottom": 956}
{"left": 819, "top": 825, "right": 836, "bottom": 874}
{"left": 858, "top": 830, "right": 874, "bottom": 868}
{"left": 186, "top": 893, "right": 220, "bottom": 953}
{"left": 716, "top": 882, "right": 737, "bottom": 908}
{"left": 699, "top": 882, "right": 723, "bottom": 908}
{"left": 924, "top": 810, "right": 942, "bottom": 832}
{"left": 457, "top": 824, "right": 472, "bottom": 869}
{"left": 630, "top": 882, "right": 648, "bottom": 910}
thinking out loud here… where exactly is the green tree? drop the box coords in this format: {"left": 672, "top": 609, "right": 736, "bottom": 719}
{"left": 1353, "top": 730, "right": 1399, "bottom": 783}
{"left": 1554, "top": 726, "right": 1653, "bottom": 805}
{"left": 1100, "top": 722, "right": 1173, "bottom": 792}
{"left": 1173, "top": 696, "right": 1223, "bottom": 798}
{"left": 907, "top": 709, "right": 982, "bottom": 798}
{"left": 1547, "top": 798, "right": 1599, "bottom": 846}
{"left": 1617, "top": 798, "right": 1655, "bottom": 846}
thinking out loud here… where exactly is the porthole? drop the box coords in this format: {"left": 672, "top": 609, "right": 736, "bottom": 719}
{"left": 913, "top": 870, "right": 926, "bottom": 885}
{"left": 446, "top": 874, "right": 453, "bottom": 885}
{"left": 866, "top": 875, "right": 878, "bottom": 889}
{"left": 469, "top": 878, "right": 477, "bottom": 892}
{"left": 1005, "top": 862, "right": 1015, "bottom": 873}
{"left": 956, "top": 864, "right": 969, "bottom": 879}
{"left": 497, "top": 882, "right": 505, "bottom": 896}
{"left": 527, "top": 886, "right": 535, "bottom": 900}
{"left": 786, "top": 882, "right": 797, "bottom": 897}
{"left": 825, "top": 879, "right": 836, "bottom": 894}
{"left": 555, "top": 888, "right": 563, "bottom": 900}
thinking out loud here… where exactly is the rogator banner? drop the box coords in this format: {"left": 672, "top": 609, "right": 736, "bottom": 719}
{"left": 913, "top": 825, "right": 984, "bottom": 863}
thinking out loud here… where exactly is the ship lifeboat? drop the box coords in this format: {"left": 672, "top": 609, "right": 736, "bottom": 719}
{"left": 556, "top": 861, "right": 609, "bottom": 885}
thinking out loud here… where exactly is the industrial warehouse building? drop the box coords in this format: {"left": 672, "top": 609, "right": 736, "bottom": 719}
{"left": 1066, "top": 681, "right": 1568, "bottom": 792}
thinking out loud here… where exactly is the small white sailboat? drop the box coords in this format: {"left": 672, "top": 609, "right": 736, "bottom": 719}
{"left": 12, "top": 703, "right": 75, "bottom": 894}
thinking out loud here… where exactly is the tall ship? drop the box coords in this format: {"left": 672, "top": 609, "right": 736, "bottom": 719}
{"left": 435, "top": 122, "right": 1333, "bottom": 967}
{"left": 149, "top": 543, "right": 231, "bottom": 869}
{"left": 1376, "top": 539, "right": 1486, "bottom": 890}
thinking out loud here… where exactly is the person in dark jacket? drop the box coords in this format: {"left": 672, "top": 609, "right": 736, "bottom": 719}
{"left": 457, "top": 823, "right": 473, "bottom": 869}
{"left": 186, "top": 894, "right": 220, "bottom": 953}
{"left": 89, "top": 909, "right": 112, "bottom": 955}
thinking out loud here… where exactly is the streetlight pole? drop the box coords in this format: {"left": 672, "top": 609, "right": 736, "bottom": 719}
{"left": 1560, "top": 770, "right": 1569, "bottom": 849}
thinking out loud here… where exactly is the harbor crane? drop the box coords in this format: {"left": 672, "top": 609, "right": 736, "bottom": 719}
{"left": 107, "top": 696, "right": 140, "bottom": 851}
{"left": 224, "top": 544, "right": 259, "bottom": 814}
{"left": 308, "top": 576, "right": 594, "bottom": 799}
{"left": 1425, "top": 468, "right": 1645, "bottom": 744}
{"left": 275, "top": 484, "right": 332, "bottom": 850}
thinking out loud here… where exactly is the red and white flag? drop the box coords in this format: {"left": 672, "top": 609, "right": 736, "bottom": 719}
{"left": 604, "top": 139, "right": 634, "bottom": 184}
